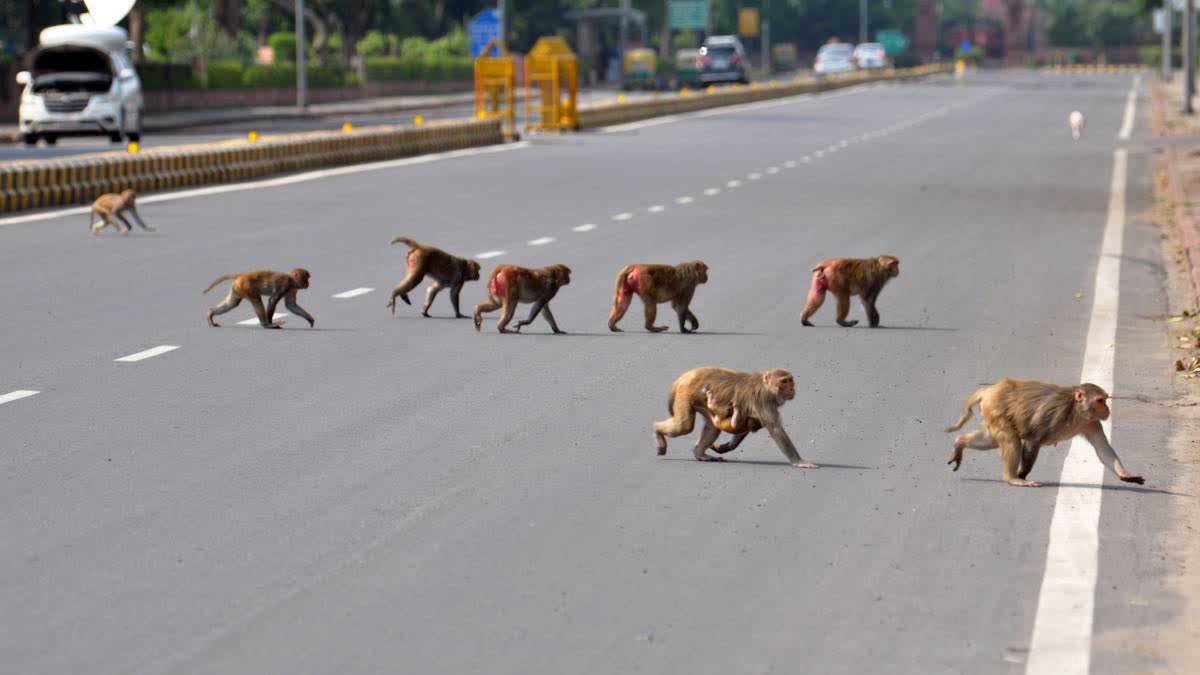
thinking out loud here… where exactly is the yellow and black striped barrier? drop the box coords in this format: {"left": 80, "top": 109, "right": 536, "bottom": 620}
{"left": 575, "top": 64, "right": 951, "bottom": 131}
{"left": 0, "top": 118, "right": 503, "bottom": 214}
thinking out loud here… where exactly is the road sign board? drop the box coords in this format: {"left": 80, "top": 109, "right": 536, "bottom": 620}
{"left": 876, "top": 29, "right": 908, "bottom": 55}
{"left": 469, "top": 8, "right": 501, "bottom": 58}
{"left": 738, "top": 8, "right": 759, "bottom": 37}
{"left": 668, "top": 0, "right": 708, "bottom": 30}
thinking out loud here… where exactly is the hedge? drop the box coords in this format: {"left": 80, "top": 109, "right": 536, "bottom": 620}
{"left": 365, "top": 56, "right": 472, "bottom": 82}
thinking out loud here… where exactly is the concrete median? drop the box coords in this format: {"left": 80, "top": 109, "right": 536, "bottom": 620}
{"left": 0, "top": 117, "right": 503, "bottom": 214}
{"left": 575, "top": 64, "right": 951, "bottom": 130}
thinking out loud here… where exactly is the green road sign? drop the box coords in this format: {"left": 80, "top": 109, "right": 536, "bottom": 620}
{"left": 669, "top": 0, "right": 708, "bottom": 30}
{"left": 877, "top": 29, "right": 909, "bottom": 56}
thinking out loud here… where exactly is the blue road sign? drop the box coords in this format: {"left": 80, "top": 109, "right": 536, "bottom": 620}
{"left": 469, "top": 9, "right": 501, "bottom": 58}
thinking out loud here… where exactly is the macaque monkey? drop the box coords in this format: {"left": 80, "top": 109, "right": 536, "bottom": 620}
{"left": 89, "top": 189, "right": 153, "bottom": 235}
{"left": 203, "top": 268, "right": 315, "bottom": 329}
{"left": 1069, "top": 110, "right": 1085, "bottom": 140}
{"left": 653, "top": 366, "right": 816, "bottom": 468}
{"left": 473, "top": 264, "right": 571, "bottom": 334}
{"left": 801, "top": 255, "right": 899, "bottom": 328}
{"left": 386, "top": 237, "right": 481, "bottom": 318}
{"left": 945, "top": 378, "right": 1144, "bottom": 488}
{"left": 608, "top": 261, "right": 709, "bottom": 333}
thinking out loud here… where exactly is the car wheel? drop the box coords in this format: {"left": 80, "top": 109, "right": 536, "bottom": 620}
{"left": 44, "top": 135, "right": 58, "bottom": 146}
{"left": 109, "top": 131, "right": 122, "bottom": 143}
{"left": 23, "top": 133, "right": 37, "bottom": 146}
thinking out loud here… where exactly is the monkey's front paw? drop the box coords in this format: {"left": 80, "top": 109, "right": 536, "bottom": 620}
{"left": 801, "top": 319, "right": 814, "bottom": 327}
{"left": 421, "top": 311, "right": 431, "bottom": 318}
{"left": 1120, "top": 474, "right": 1145, "bottom": 485}
{"left": 947, "top": 457, "right": 962, "bottom": 471}
{"left": 1007, "top": 479, "right": 1041, "bottom": 488}
{"left": 609, "top": 325, "right": 623, "bottom": 332}
{"left": 791, "top": 460, "right": 818, "bottom": 469}
{"left": 307, "top": 319, "right": 315, "bottom": 328}
{"left": 837, "top": 320, "right": 859, "bottom": 327}
{"left": 399, "top": 294, "right": 411, "bottom": 306}
{"left": 553, "top": 329, "right": 568, "bottom": 335}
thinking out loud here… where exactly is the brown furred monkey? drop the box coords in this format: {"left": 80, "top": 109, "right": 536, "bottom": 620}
{"left": 89, "top": 189, "right": 154, "bottom": 235}
{"left": 608, "top": 261, "right": 709, "bottom": 333}
{"left": 700, "top": 384, "right": 763, "bottom": 435}
{"left": 945, "top": 378, "right": 1145, "bottom": 488}
{"left": 387, "top": 237, "right": 481, "bottom": 318}
{"left": 653, "top": 367, "right": 816, "bottom": 468}
{"left": 473, "top": 264, "right": 572, "bottom": 334}
{"left": 204, "top": 268, "right": 315, "bottom": 329}
{"left": 801, "top": 255, "right": 899, "bottom": 327}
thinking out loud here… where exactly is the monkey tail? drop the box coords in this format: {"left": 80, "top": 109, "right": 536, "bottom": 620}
{"left": 202, "top": 273, "right": 238, "bottom": 295}
{"left": 390, "top": 236, "right": 420, "bottom": 249}
{"left": 945, "top": 388, "right": 985, "bottom": 432}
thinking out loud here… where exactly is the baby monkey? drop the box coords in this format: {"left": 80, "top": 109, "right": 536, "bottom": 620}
{"left": 89, "top": 189, "right": 153, "bottom": 235}
{"left": 699, "top": 384, "right": 762, "bottom": 435}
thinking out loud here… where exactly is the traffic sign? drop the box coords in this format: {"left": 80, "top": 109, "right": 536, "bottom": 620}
{"left": 876, "top": 29, "right": 908, "bottom": 56}
{"left": 668, "top": 0, "right": 708, "bottom": 30}
{"left": 738, "top": 8, "right": 759, "bottom": 37}
{"left": 469, "top": 8, "right": 501, "bottom": 58}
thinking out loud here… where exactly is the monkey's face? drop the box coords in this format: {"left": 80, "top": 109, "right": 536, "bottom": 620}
{"left": 693, "top": 262, "right": 709, "bottom": 284}
{"left": 554, "top": 266, "right": 572, "bottom": 285}
{"left": 766, "top": 371, "right": 795, "bottom": 403}
{"left": 292, "top": 269, "right": 311, "bottom": 288}
{"left": 465, "top": 261, "right": 482, "bottom": 281}
{"left": 1075, "top": 386, "right": 1110, "bottom": 421}
{"left": 881, "top": 256, "right": 900, "bottom": 278}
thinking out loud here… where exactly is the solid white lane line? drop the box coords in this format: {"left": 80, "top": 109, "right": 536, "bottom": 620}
{"left": 675, "top": 196, "right": 694, "bottom": 204}
{"left": 238, "top": 314, "right": 288, "bottom": 326}
{"left": 1117, "top": 76, "right": 1140, "bottom": 141}
{"left": 703, "top": 188, "right": 720, "bottom": 196}
{"left": 647, "top": 205, "right": 665, "bottom": 213}
{"left": 0, "top": 142, "right": 532, "bottom": 228}
{"left": 1025, "top": 147, "right": 1128, "bottom": 675}
{"left": 528, "top": 236, "right": 555, "bottom": 246}
{"left": 476, "top": 250, "right": 505, "bottom": 259}
{"left": 332, "top": 287, "right": 373, "bottom": 299}
{"left": 612, "top": 212, "right": 633, "bottom": 221}
{"left": 726, "top": 180, "right": 742, "bottom": 188}
{"left": 115, "top": 345, "right": 180, "bottom": 363}
{"left": 0, "top": 390, "right": 39, "bottom": 406}
{"left": 573, "top": 224, "right": 597, "bottom": 232}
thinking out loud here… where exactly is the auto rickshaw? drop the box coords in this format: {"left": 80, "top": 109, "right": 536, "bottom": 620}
{"left": 675, "top": 48, "right": 702, "bottom": 88}
{"left": 623, "top": 47, "right": 657, "bottom": 90}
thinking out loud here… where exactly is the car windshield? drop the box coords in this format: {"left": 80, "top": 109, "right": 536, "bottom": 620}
{"left": 819, "top": 45, "right": 853, "bottom": 58}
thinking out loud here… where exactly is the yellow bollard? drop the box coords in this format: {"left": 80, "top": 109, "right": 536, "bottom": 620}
{"left": 617, "top": 94, "right": 626, "bottom": 103}
{"left": 706, "top": 85, "right": 716, "bottom": 93}
{"left": 769, "top": 79, "right": 777, "bottom": 88}
{"left": 247, "top": 131, "right": 259, "bottom": 141}
{"left": 413, "top": 115, "right": 424, "bottom": 126}
{"left": 476, "top": 109, "right": 488, "bottom": 119}
{"left": 341, "top": 122, "right": 353, "bottom": 132}
{"left": 680, "top": 87, "right": 690, "bottom": 96}
{"left": 126, "top": 141, "right": 140, "bottom": 154}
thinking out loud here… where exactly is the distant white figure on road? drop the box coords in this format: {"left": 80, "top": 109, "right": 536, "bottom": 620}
{"left": 1069, "top": 110, "right": 1085, "bottom": 140}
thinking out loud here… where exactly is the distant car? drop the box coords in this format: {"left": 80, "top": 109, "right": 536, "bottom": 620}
{"left": 697, "top": 36, "right": 749, "bottom": 85}
{"left": 17, "top": 24, "right": 143, "bottom": 146}
{"left": 853, "top": 42, "right": 888, "bottom": 69}
{"left": 675, "top": 48, "right": 702, "bottom": 88}
{"left": 814, "top": 43, "right": 856, "bottom": 75}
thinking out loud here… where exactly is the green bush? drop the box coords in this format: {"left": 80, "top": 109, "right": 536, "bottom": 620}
{"left": 364, "top": 56, "right": 472, "bottom": 82}
{"left": 241, "top": 63, "right": 352, "bottom": 89}
{"left": 358, "top": 30, "right": 399, "bottom": 57}
{"left": 206, "top": 59, "right": 244, "bottom": 89}
{"left": 892, "top": 51, "right": 921, "bottom": 68}
{"left": 269, "top": 32, "right": 297, "bottom": 63}
{"left": 1140, "top": 45, "right": 1161, "bottom": 67}
{"left": 138, "top": 62, "right": 201, "bottom": 91}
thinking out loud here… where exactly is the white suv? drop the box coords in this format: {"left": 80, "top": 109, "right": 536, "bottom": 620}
{"left": 17, "top": 24, "right": 143, "bottom": 146}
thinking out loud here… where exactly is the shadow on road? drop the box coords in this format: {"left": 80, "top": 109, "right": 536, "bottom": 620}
{"left": 963, "top": 477, "right": 1189, "bottom": 497}
{"left": 661, "top": 457, "right": 875, "bottom": 470}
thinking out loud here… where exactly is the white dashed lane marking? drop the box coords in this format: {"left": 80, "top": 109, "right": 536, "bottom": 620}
{"left": 648, "top": 205, "right": 665, "bottom": 213}
{"left": 675, "top": 196, "right": 694, "bottom": 204}
{"left": 766, "top": 167, "right": 779, "bottom": 174}
{"left": 703, "top": 188, "right": 720, "bottom": 196}
{"left": 0, "top": 390, "right": 39, "bottom": 406}
{"left": 476, "top": 250, "right": 505, "bottom": 259}
{"left": 612, "top": 212, "right": 633, "bottom": 221}
{"left": 784, "top": 160, "right": 796, "bottom": 168}
{"left": 528, "top": 237, "right": 555, "bottom": 246}
{"left": 332, "top": 287, "right": 374, "bottom": 299}
{"left": 726, "top": 180, "right": 742, "bottom": 188}
{"left": 573, "top": 224, "right": 597, "bottom": 232}
{"left": 747, "top": 173, "right": 761, "bottom": 180}
{"left": 115, "top": 345, "right": 180, "bottom": 363}
{"left": 237, "top": 314, "right": 288, "bottom": 326}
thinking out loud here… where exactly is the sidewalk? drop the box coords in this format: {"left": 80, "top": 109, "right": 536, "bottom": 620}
{"left": 0, "top": 89, "right": 479, "bottom": 143}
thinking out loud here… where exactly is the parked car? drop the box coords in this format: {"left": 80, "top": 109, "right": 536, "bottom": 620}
{"left": 814, "top": 43, "right": 857, "bottom": 75}
{"left": 697, "top": 35, "right": 749, "bottom": 85}
{"left": 853, "top": 42, "right": 889, "bottom": 69}
{"left": 16, "top": 24, "right": 143, "bottom": 146}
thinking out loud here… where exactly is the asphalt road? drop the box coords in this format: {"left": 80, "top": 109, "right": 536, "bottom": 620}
{"left": 0, "top": 71, "right": 1183, "bottom": 674}
{"left": 0, "top": 88, "right": 653, "bottom": 162}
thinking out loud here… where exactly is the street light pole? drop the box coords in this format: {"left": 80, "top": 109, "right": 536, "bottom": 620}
{"left": 295, "top": 0, "right": 307, "bottom": 110}
{"left": 1186, "top": 0, "right": 1195, "bottom": 114}
{"left": 498, "top": 0, "right": 505, "bottom": 46}
{"left": 762, "top": 0, "right": 770, "bottom": 74}
{"left": 1165, "top": 4, "right": 1173, "bottom": 83}
{"left": 859, "top": 0, "right": 868, "bottom": 44}
{"left": 618, "top": 0, "right": 630, "bottom": 89}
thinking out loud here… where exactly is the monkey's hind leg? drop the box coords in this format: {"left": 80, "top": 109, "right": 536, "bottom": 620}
{"left": 207, "top": 292, "right": 242, "bottom": 327}
{"left": 450, "top": 282, "right": 467, "bottom": 319}
{"left": 473, "top": 297, "right": 501, "bottom": 331}
{"left": 692, "top": 422, "right": 723, "bottom": 462}
{"left": 249, "top": 296, "right": 282, "bottom": 329}
{"left": 948, "top": 428, "right": 998, "bottom": 471}
{"left": 652, "top": 407, "right": 697, "bottom": 456}
{"left": 608, "top": 291, "right": 633, "bottom": 332}
{"left": 800, "top": 272, "right": 827, "bottom": 326}
{"left": 388, "top": 271, "right": 425, "bottom": 314}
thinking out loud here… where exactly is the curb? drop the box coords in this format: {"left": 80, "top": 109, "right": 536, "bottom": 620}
{"left": 574, "top": 64, "right": 949, "bottom": 130}
{"left": 1038, "top": 64, "right": 1151, "bottom": 74}
{"left": 1164, "top": 146, "right": 1200, "bottom": 302}
{"left": 0, "top": 118, "right": 502, "bottom": 214}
